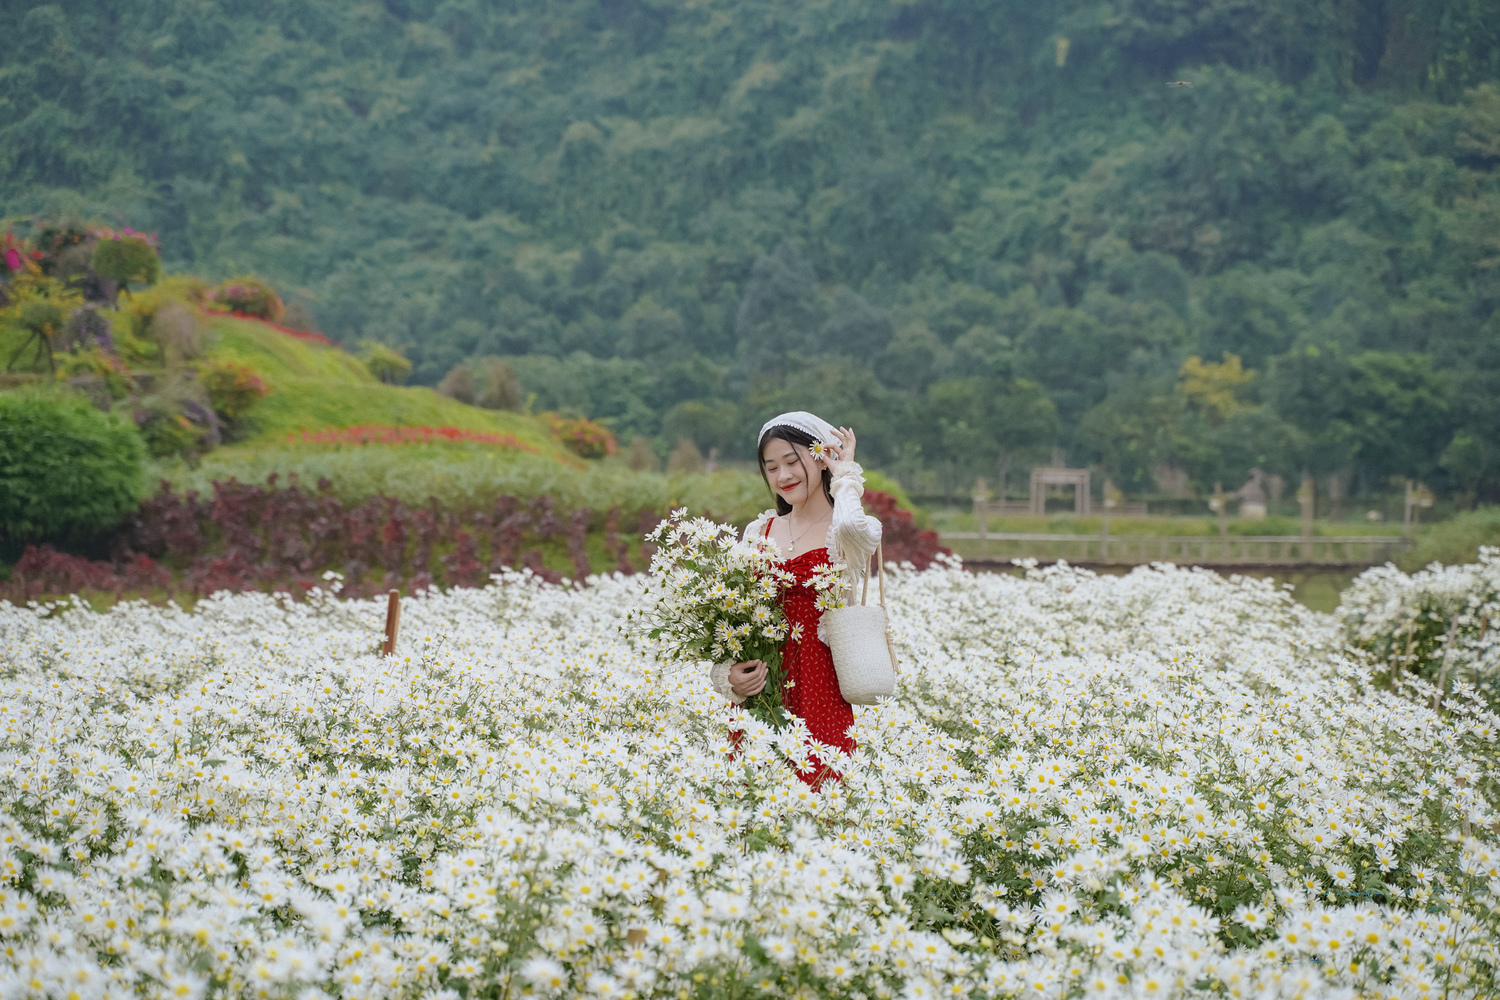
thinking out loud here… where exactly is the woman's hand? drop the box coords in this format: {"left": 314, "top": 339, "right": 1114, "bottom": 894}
{"left": 823, "top": 426, "right": 856, "bottom": 467}
{"left": 729, "top": 659, "right": 767, "bottom": 699}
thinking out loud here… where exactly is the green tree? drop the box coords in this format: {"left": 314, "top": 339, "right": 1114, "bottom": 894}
{"left": 1265, "top": 347, "right": 1359, "bottom": 477}
{"left": 661, "top": 400, "right": 739, "bottom": 459}
{"left": 923, "top": 376, "right": 1058, "bottom": 484}
{"left": 90, "top": 235, "right": 160, "bottom": 295}
{"left": 734, "top": 244, "right": 821, "bottom": 380}
{"left": 1267, "top": 348, "right": 1454, "bottom": 483}
{"left": 1079, "top": 378, "right": 1194, "bottom": 493}
{"left": 1345, "top": 352, "right": 1454, "bottom": 482}
{"left": 476, "top": 358, "right": 523, "bottom": 411}
{"left": 358, "top": 342, "right": 413, "bottom": 385}
{"left": 436, "top": 364, "right": 476, "bottom": 405}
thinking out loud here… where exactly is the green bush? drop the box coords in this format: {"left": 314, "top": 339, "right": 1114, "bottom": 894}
{"left": 548, "top": 413, "right": 617, "bottom": 459}
{"left": 89, "top": 233, "right": 160, "bottom": 290}
{"left": 477, "top": 358, "right": 522, "bottom": 410}
{"left": 358, "top": 341, "right": 413, "bottom": 385}
{"left": 0, "top": 390, "right": 145, "bottom": 543}
{"left": 135, "top": 400, "right": 213, "bottom": 459}
{"left": 1399, "top": 507, "right": 1500, "bottom": 570}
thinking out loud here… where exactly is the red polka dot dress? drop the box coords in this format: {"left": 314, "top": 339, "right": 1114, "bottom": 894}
{"left": 768, "top": 521, "right": 855, "bottom": 789}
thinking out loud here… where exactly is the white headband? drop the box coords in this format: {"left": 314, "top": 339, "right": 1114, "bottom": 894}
{"left": 757, "top": 410, "right": 837, "bottom": 449}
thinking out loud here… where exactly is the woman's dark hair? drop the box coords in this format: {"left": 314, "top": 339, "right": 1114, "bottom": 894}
{"left": 758, "top": 424, "right": 834, "bottom": 515}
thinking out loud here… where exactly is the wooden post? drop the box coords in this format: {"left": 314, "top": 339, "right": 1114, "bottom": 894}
{"left": 973, "top": 479, "right": 989, "bottom": 556}
{"left": 1404, "top": 480, "right": 1433, "bottom": 537}
{"left": 381, "top": 589, "right": 401, "bottom": 656}
{"left": 1209, "top": 481, "right": 1228, "bottom": 558}
{"left": 1297, "top": 476, "right": 1315, "bottom": 556}
{"left": 1100, "top": 479, "right": 1120, "bottom": 564}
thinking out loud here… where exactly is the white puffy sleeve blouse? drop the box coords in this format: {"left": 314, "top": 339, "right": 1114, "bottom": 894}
{"left": 706, "top": 460, "right": 882, "bottom": 703}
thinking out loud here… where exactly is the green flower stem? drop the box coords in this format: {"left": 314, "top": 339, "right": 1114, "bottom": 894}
{"left": 739, "top": 643, "right": 787, "bottom": 730}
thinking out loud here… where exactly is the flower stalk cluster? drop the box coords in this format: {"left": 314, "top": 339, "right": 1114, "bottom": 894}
{"left": 626, "top": 509, "right": 796, "bottom": 728}
{"left": 1339, "top": 545, "right": 1500, "bottom": 708}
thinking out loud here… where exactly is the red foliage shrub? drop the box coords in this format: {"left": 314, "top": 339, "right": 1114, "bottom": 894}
{"left": 863, "top": 490, "right": 951, "bottom": 571}
{"left": 6, "top": 545, "right": 171, "bottom": 602}
{"left": 441, "top": 531, "right": 483, "bottom": 588}
{"left": 567, "top": 508, "right": 592, "bottom": 581}
{"left": 201, "top": 361, "right": 269, "bottom": 421}
{"left": 8, "top": 479, "right": 946, "bottom": 604}
{"left": 212, "top": 277, "right": 284, "bottom": 322}
{"left": 522, "top": 549, "right": 564, "bottom": 585}
{"left": 604, "top": 506, "right": 635, "bottom": 575}
{"left": 547, "top": 414, "right": 617, "bottom": 459}
{"left": 531, "top": 496, "right": 564, "bottom": 541}
{"left": 10, "top": 546, "right": 113, "bottom": 600}
{"left": 492, "top": 503, "right": 529, "bottom": 571}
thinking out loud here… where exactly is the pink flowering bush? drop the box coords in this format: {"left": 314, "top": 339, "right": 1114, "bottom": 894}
{"left": 211, "top": 276, "right": 284, "bottom": 322}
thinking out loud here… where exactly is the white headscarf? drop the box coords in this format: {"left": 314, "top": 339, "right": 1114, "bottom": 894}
{"left": 756, "top": 410, "right": 837, "bottom": 450}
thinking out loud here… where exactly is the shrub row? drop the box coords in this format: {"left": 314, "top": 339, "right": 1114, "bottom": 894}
{"left": 5, "top": 475, "right": 947, "bottom": 602}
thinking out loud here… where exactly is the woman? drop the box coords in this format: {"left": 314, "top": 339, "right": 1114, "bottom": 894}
{"left": 709, "top": 411, "right": 882, "bottom": 786}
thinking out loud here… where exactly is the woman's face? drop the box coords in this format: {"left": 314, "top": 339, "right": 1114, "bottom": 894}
{"left": 762, "top": 438, "right": 816, "bottom": 506}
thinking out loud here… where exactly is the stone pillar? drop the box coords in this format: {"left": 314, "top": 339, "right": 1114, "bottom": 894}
{"left": 1297, "top": 476, "right": 1315, "bottom": 541}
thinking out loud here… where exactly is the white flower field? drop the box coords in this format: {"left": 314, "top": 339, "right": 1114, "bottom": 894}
{"left": 0, "top": 558, "right": 1496, "bottom": 1000}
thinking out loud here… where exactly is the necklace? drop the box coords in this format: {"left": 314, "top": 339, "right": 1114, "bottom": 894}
{"left": 783, "top": 508, "right": 831, "bottom": 554}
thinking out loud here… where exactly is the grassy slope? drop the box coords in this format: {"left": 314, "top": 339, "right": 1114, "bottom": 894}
{"left": 203, "top": 316, "right": 566, "bottom": 455}
{"left": 152, "top": 316, "right": 773, "bottom": 522}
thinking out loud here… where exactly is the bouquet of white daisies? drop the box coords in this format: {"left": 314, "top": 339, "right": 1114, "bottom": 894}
{"left": 624, "top": 509, "right": 801, "bottom": 729}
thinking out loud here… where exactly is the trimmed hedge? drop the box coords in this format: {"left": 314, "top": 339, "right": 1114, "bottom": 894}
{"left": 0, "top": 391, "right": 145, "bottom": 544}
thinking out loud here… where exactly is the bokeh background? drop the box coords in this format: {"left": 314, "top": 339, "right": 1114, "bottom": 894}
{"left": 3, "top": 0, "right": 1500, "bottom": 599}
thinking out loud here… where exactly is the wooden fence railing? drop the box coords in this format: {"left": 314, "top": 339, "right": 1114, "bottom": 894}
{"left": 974, "top": 499, "right": 1150, "bottom": 519}
{"left": 940, "top": 532, "right": 1410, "bottom": 567}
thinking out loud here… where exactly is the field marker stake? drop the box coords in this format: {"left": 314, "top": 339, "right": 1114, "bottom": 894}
{"left": 382, "top": 590, "right": 401, "bottom": 656}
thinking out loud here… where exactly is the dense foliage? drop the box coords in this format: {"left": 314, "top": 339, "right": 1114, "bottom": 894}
{"left": 4, "top": 0, "right": 1500, "bottom": 499}
{"left": 0, "top": 390, "right": 145, "bottom": 546}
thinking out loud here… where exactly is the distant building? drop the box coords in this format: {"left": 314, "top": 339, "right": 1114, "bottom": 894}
{"left": 1237, "top": 468, "right": 1268, "bottom": 520}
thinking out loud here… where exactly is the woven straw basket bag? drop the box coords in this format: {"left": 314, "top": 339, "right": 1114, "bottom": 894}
{"left": 821, "top": 544, "right": 897, "bottom": 705}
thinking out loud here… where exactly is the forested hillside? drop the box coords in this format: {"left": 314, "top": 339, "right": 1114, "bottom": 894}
{"left": 5, "top": 0, "right": 1500, "bottom": 501}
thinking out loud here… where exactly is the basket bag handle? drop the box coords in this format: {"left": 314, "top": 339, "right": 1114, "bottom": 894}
{"left": 860, "top": 541, "right": 885, "bottom": 608}
{"left": 865, "top": 542, "right": 898, "bottom": 679}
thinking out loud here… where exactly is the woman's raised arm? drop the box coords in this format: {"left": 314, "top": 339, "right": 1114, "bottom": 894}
{"left": 826, "top": 464, "right": 881, "bottom": 599}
